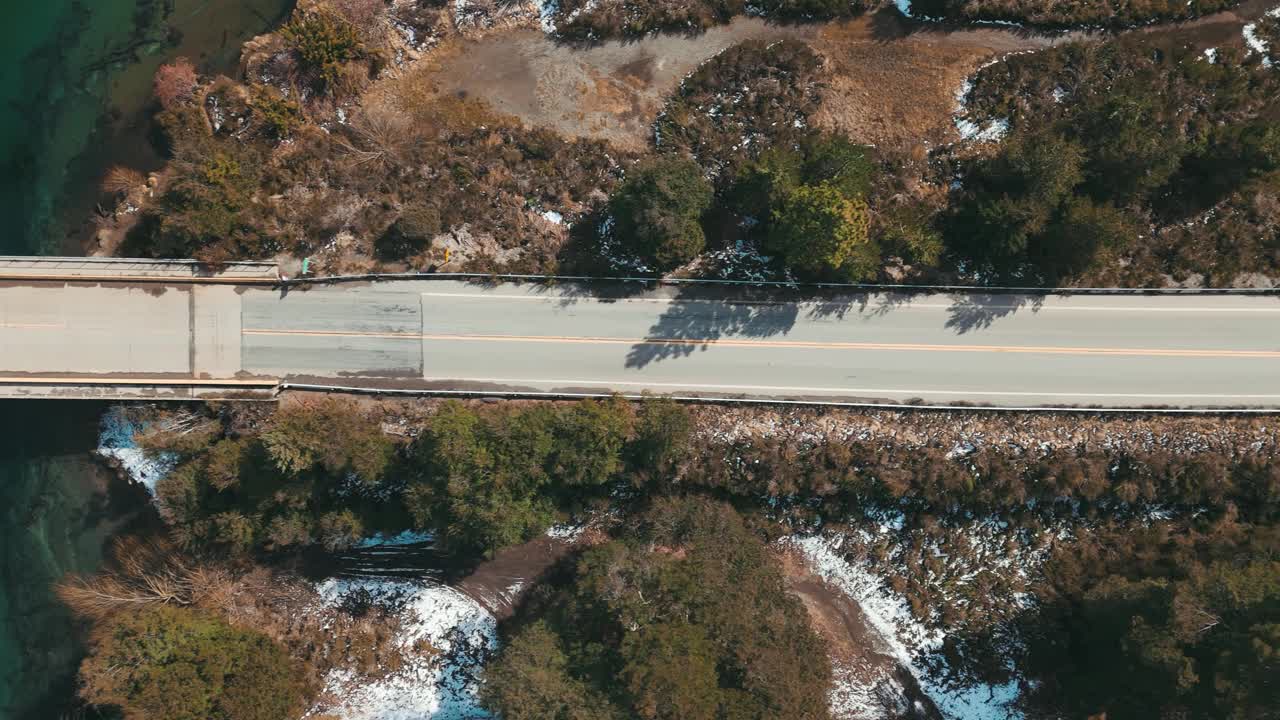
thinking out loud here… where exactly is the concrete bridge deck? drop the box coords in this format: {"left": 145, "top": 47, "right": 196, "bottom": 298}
{"left": 2, "top": 258, "right": 1279, "bottom": 408}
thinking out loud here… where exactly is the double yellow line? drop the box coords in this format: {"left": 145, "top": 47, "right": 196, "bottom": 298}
{"left": 240, "top": 329, "right": 1280, "bottom": 359}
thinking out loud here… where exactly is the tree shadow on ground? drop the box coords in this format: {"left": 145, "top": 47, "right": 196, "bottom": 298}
{"left": 944, "top": 293, "right": 1045, "bottom": 334}
{"left": 623, "top": 287, "right": 912, "bottom": 368}
{"left": 624, "top": 288, "right": 801, "bottom": 367}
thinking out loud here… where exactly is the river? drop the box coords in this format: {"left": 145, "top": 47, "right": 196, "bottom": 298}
{"left": 0, "top": 0, "right": 294, "bottom": 258}
{"left": 0, "top": 402, "right": 155, "bottom": 719}
{"left": 0, "top": 3, "right": 292, "bottom": 717}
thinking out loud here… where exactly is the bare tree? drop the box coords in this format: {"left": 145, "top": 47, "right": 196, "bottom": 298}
{"left": 56, "top": 537, "right": 230, "bottom": 620}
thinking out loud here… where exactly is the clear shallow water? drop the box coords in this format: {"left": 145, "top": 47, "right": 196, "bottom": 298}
{"left": 0, "top": 3, "right": 293, "bottom": 717}
{"left": 0, "top": 402, "right": 150, "bottom": 719}
{"left": 0, "top": 0, "right": 294, "bottom": 257}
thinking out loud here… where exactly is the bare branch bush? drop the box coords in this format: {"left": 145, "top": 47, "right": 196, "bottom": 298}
{"left": 134, "top": 406, "right": 222, "bottom": 456}
{"left": 101, "top": 166, "right": 145, "bottom": 196}
{"left": 335, "top": 105, "right": 418, "bottom": 171}
{"left": 56, "top": 537, "right": 232, "bottom": 620}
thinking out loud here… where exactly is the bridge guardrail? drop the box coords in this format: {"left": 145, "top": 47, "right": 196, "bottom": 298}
{"left": 283, "top": 270, "right": 1280, "bottom": 296}
{"left": 0, "top": 257, "right": 278, "bottom": 282}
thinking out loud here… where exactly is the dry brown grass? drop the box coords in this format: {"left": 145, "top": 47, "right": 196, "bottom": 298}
{"left": 101, "top": 166, "right": 146, "bottom": 196}
{"left": 57, "top": 538, "right": 232, "bottom": 619}
{"left": 809, "top": 16, "right": 1048, "bottom": 153}
{"left": 363, "top": 40, "right": 516, "bottom": 134}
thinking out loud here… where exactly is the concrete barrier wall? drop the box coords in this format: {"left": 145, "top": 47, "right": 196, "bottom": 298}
{"left": 0, "top": 256, "right": 278, "bottom": 282}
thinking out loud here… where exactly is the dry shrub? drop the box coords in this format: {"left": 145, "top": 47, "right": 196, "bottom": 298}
{"left": 333, "top": 0, "right": 390, "bottom": 37}
{"left": 153, "top": 57, "right": 198, "bottom": 110}
{"left": 56, "top": 537, "right": 232, "bottom": 620}
{"left": 336, "top": 106, "right": 417, "bottom": 170}
{"left": 101, "top": 166, "right": 145, "bottom": 196}
{"left": 133, "top": 406, "right": 222, "bottom": 456}
{"left": 58, "top": 534, "right": 409, "bottom": 690}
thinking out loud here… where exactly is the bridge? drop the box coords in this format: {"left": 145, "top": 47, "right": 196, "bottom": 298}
{"left": 2, "top": 257, "right": 1279, "bottom": 409}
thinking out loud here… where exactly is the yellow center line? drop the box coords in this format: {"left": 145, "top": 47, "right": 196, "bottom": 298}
{"left": 240, "top": 328, "right": 1280, "bottom": 359}
{"left": 0, "top": 377, "right": 277, "bottom": 386}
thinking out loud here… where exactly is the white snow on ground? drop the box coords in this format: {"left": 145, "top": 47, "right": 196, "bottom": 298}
{"left": 782, "top": 534, "right": 1022, "bottom": 720}
{"left": 1243, "top": 7, "right": 1280, "bottom": 67}
{"left": 953, "top": 67, "right": 1007, "bottom": 143}
{"left": 955, "top": 116, "right": 1009, "bottom": 142}
{"left": 310, "top": 578, "right": 498, "bottom": 720}
{"left": 894, "top": 0, "right": 1022, "bottom": 25}
{"left": 545, "top": 522, "right": 586, "bottom": 541}
{"left": 1203, "top": 47, "right": 1218, "bottom": 63}
{"left": 952, "top": 50, "right": 1041, "bottom": 143}
{"left": 356, "top": 530, "right": 438, "bottom": 549}
{"left": 535, "top": 0, "right": 559, "bottom": 32}
{"left": 541, "top": 209, "right": 564, "bottom": 225}
{"left": 96, "top": 406, "right": 176, "bottom": 493}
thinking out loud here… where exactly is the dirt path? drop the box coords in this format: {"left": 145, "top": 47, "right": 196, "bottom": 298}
{"left": 779, "top": 549, "right": 942, "bottom": 720}
{"left": 425, "top": 12, "right": 1049, "bottom": 152}
{"left": 408, "top": 0, "right": 1277, "bottom": 153}
{"left": 430, "top": 19, "right": 820, "bottom": 150}
{"left": 456, "top": 533, "right": 574, "bottom": 619}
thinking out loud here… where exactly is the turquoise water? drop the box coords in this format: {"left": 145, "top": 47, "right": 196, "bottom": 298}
{"left": 0, "top": 402, "right": 144, "bottom": 719}
{"left": 0, "top": 3, "right": 293, "bottom": 717}
{"left": 0, "top": 0, "right": 294, "bottom": 256}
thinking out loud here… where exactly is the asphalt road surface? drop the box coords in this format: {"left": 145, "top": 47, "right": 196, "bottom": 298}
{"left": 3, "top": 278, "right": 1280, "bottom": 407}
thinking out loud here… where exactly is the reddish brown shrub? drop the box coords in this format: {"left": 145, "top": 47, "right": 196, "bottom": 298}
{"left": 153, "top": 57, "right": 199, "bottom": 110}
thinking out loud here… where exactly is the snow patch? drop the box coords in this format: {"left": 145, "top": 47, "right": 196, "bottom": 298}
{"left": 546, "top": 522, "right": 586, "bottom": 541}
{"left": 953, "top": 75, "right": 1007, "bottom": 143}
{"left": 309, "top": 578, "right": 498, "bottom": 720}
{"left": 1243, "top": 7, "right": 1279, "bottom": 67}
{"left": 541, "top": 209, "right": 564, "bottom": 225}
{"left": 782, "top": 535, "right": 1022, "bottom": 720}
{"left": 356, "top": 530, "right": 438, "bottom": 549}
{"left": 952, "top": 50, "right": 1040, "bottom": 144}
{"left": 96, "top": 406, "right": 176, "bottom": 493}
{"left": 535, "top": 0, "right": 560, "bottom": 32}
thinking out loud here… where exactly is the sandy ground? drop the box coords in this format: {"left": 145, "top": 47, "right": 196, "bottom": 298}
{"left": 425, "top": 19, "right": 819, "bottom": 150}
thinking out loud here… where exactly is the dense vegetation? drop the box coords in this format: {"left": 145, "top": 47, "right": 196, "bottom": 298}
{"left": 77, "top": 604, "right": 304, "bottom": 720}
{"left": 403, "top": 396, "right": 671, "bottom": 554}
{"left": 151, "top": 396, "right": 687, "bottom": 558}
{"left": 911, "top": 0, "right": 1238, "bottom": 28}
{"left": 68, "top": 397, "right": 1280, "bottom": 719}
{"left": 585, "top": 40, "right": 937, "bottom": 280}
{"left": 951, "top": 37, "right": 1280, "bottom": 285}
{"left": 549, "top": 0, "right": 874, "bottom": 39}
{"left": 483, "top": 497, "right": 832, "bottom": 720}
{"left": 154, "top": 398, "right": 396, "bottom": 553}
{"left": 609, "top": 156, "right": 715, "bottom": 270}
{"left": 546, "top": 0, "right": 1239, "bottom": 37}
{"left": 1020, "top": 524, "right": 1280, "bottom": 719}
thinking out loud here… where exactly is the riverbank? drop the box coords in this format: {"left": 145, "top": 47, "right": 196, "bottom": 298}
{"left": 0, "top": 402, "right": 151, "bottom": 719}
{"left": 0, "top": 0, "right": 294, "bottom": 258}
